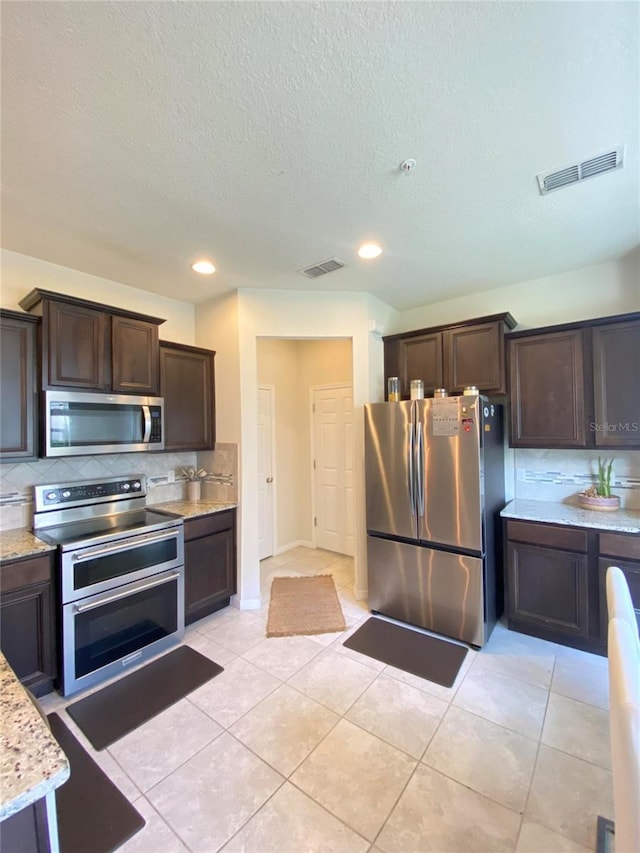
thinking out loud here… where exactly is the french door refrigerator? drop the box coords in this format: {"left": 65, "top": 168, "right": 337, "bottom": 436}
{"left": 364, "top": 395, "right": 504, "bottom": 647}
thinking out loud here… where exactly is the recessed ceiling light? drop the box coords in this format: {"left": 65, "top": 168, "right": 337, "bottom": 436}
{"left": 358, "top": 243, "right": 383, "bottom": 260}
{"left": 191, "top": 259, "right": 216, "bottom": 274}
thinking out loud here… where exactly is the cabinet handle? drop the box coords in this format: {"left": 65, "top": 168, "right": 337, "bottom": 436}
{"left": 266, "top": 476, "right": 273, "bottom": 483}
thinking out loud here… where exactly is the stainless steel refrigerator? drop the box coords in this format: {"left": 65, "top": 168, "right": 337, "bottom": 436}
{"left": 364, "top": 395, "right": 504, "bottom": 646}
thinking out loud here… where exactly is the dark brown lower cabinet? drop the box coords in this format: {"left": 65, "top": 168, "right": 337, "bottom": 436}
{"left": 598, "top": 531, "right": 640, "bottom": 639}
{"left": 184, "top": 509, "right": 237, "bottom": 625}
{"left": 504, "top": 520, "right": 604, "bottom": 654}
{"left": 0, "top": 553, "right": 57, "bottom": 696}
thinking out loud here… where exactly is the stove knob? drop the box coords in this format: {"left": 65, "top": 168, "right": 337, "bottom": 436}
{"left": 122, "top": 483, "right": 131, "bottom": 490}
{"left": 133, "top": 481, "right": 141, "bottom": 490}
{"left": 62, "top": 490, "right": 71, "bottom": 498}
{"left": 46, "top": 491, "right": 58, "bottom": 501}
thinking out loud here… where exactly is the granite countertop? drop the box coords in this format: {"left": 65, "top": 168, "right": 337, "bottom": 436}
{"left": 0, "top": 529, "right": 56, "bottom": 562}
{"left": 150, "top": 498, "right": 237, "bottom": 520}
{"left": 501, "top": 499, "right": 640, "bottom": 534}
{"left": 0, "top": 652, "right": 70, "bottom": 821}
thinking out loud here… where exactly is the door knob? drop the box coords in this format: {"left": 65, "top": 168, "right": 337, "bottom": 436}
{"left": 266, "top": 476, "right": 273, "bottom": 483}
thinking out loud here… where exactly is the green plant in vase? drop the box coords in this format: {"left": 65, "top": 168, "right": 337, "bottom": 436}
{"left": 579, "top": 457, "right": 620, "bottom": 510}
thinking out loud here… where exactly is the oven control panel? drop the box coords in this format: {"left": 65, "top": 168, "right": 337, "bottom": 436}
{"left": 36, "top": 477, "right": 145, "bottom": 508}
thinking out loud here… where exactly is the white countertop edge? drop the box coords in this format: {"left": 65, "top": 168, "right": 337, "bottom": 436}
{"left": 0, "top": 764, "right": 70, "bottom": 822}
{"left": 501, "top": 499, "right": 640, "bottom": 534}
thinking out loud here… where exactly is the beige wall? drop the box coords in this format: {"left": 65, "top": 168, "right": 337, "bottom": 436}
{"left": 195, "top": 292, "right": 241, "bottom": 444}
{"left": 0, "top": 249, "right": 195, "bottom": 343}
{"left": 257, "top": 337, "right": 353, "bottom": 553}
{"left": 257, "top": 339, "right": 303, "bottom": 550}
{"left": 390, "top": 252, "right": 640, "bottom": 334}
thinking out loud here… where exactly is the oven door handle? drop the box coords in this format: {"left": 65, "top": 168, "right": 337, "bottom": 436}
{"left": 142, "top": 405, "right": 152, "bottom": 443}
{"left": 73, "top": 571, "right": 181, "bottom": 614}
{"left": 71, "top": 529, "right": 179, "bottom": 562}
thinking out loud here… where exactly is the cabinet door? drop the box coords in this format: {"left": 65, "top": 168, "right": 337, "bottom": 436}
{"left": 0, "top": 313, "right": 37, "bottom": 460}
{"left": 112, "top": 316, "right": 159, "bottom": 395}
{"left": 592, "top": 320, "right": 640, "bottom": 448}
{"left": 506, "top": 541, "right": 589, "bottom": 639}
{"left": 185, "top": 528, "right": 235, "bottom": 624}
{"left": 0, "top": 555, "right": 57, "bottom": 697}
{"left": 45, "top": 300, "right": 110, "bottom": 389}
{"left": 598, "top": 557, "right": 640, "bottom": 638}
{"left": 160, "top": 343, "right": 215, "bottom": 450}
{"left": 508, "top": 329, "right": 586, "bottom": 447}
{"left": 398, "top": 332, "right": 443, "bottom": 396}
{"left": 444, "top": 321, "right": 506, "bottom": 394}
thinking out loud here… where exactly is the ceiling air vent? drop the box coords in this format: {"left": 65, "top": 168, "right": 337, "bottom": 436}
{"left": 299, "top": 257, "right": 346, "bottom": 279}
{"left": 537, "top": 146, "right": 624, "bottom": 195}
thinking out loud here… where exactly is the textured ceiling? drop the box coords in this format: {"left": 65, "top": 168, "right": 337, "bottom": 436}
{"left": 1, "top": 1, "right": 638, "bottom": 310}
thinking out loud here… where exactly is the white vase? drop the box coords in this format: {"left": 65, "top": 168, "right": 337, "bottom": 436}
{"left": 186, "top": 481, "right": 201, "bottom": 501}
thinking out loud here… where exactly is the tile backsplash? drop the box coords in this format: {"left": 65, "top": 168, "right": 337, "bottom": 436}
{"left": 513, "top": 448, "right": 640, "bottom": 510}
{"left": 0, "top": 443, "right": 238, "bottom": 530}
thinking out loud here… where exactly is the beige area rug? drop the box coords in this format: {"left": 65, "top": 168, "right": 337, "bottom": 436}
{"left": 266, "top": 575, "right": 347, "bottom": 638}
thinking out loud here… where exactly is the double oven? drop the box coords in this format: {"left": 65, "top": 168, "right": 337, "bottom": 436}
{"left": 34, "top": 476, "right": 184, "bottom": 696}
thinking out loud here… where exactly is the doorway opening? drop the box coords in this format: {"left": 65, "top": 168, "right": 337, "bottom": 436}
{"left": 256, "top": 338, "right": 353, "bottom": 561}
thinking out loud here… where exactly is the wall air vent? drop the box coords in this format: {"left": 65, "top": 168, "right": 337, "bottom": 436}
{"left": 537, "top": 146, "right": 624, "bottom": 195}
{"left": 299, "top": 257, "right": 346, "bottom": 279}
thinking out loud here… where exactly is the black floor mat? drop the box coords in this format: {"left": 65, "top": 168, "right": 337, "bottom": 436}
{"left": 343, "top": 617, "right": 467, "bottom": 687}
{"left": 66, "top": 645, "right": 223, "bottom": 750}
{"left": 48, "top": 712, "right": 145, "bottom": 853}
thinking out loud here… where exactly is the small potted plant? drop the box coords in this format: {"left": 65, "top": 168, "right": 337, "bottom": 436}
{"left": 182, "top": 467, "right": 207, "bottom": 501}
{"left": 578, "top": 457, "right": 620, "bottom": 511}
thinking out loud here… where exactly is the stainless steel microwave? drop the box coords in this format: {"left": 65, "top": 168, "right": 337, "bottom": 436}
{"left": 44, "top": 390, "right": 164, "bottom": 456}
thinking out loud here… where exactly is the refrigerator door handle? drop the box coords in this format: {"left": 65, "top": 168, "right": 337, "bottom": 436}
{"left": 416, "top": 421, "right": 425, "bottom": 517}
{"left": 408, "top": 421, "right": 416, "bottom": 515}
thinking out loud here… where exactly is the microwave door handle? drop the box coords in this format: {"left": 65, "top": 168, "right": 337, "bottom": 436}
{"left": 142, "top": 405, "right": 152, "bottom": 442}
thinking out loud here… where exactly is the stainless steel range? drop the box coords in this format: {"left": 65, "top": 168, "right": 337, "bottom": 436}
{"left": 33, "top": 475, "right": 184, "bottom": 696}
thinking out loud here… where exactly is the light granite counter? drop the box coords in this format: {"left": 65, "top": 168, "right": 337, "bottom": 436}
{"left": 501, "top": 499, "right": 640, "bottom": 534}
{"left": 150, "top": 498, "right": 237, "bottom": 520}
{"left": 0, "top": 652, "right": 69, "bottom": 822}
{"left": 0, "top": 529, "right": 56, "bottom": 562}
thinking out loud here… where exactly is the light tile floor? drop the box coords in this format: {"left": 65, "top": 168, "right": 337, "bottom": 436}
{"left": 40, "top": 546, "right": 613, "bottom": 853}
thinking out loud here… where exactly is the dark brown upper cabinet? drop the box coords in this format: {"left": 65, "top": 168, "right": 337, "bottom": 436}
{"left": 383, "top": 313, "right": 516, "bottom": 399}
{"left": 112, "top": 315, "right": 160, "bottom": 395}
{"left": 444, "top": 320, "right": 508, "bottom": 394}
{"left": 508, "top": 312, "right": 640, "bottom": 449}
{"left": 19, "top": 289, "right": 165, "bottom": 396}
{"left": 387, "top": 331, "right": 443, "bottom": 397}
{"left": 0, "top": 310, "right": 39, "bottom": 461}
{"left": 160, "top": 341, "right": 216, "bottom": 451}
{"left": 508, "top": 328, "right": 586, "bottom": 448}
{"left": 592, "top": 319, "right": 640, "bottom": 448}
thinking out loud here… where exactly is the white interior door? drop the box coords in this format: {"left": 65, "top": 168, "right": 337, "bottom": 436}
{"left": 313, "top": 385, "right": 354, "bottom": 556}
{"left": 257, "top": 386, "right": 275, "bottom": 560}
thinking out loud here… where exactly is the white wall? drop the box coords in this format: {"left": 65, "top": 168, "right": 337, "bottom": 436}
{"left": 0, "top": 249, "right": 195, "bottom": 342}
{"left": 391, "top": 253, "right": 640, "bottom": 333}
{"left": 233, "top": 289, "right": 381, "bottom": 607}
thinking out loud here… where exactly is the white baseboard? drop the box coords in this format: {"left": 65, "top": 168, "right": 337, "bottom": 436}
{"left": 232, "top": 594, "right": 262, "bottom": 611}
{"left": 274, "top": 539, "right": 314, "bottom": 556}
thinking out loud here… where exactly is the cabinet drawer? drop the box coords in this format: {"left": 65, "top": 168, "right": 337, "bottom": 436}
{"left": 506, "top": 520, "right": 588, "bottom": 553}
{"left": 599, "top": 532, "right": 640, "bottom": 561}
{"left": 184, "top": 509, "right": 235, "bottom": 541}
{"left": 0, "top": 553, "right": 53, "bottom": 592}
